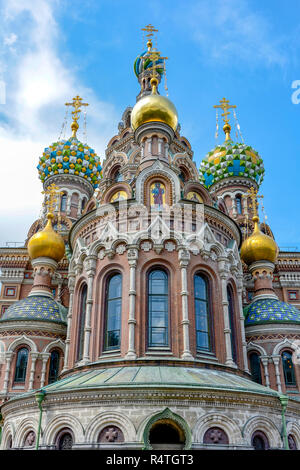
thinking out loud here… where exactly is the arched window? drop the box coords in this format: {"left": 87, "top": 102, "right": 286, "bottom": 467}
{"left": 60, "top": 194, "right": 67, "bottom": 212}
{"left": 14, "top": 347, "right": 29, "bottom": 383}
{"left": 282, "top": 350, "right": 296, "bottom": 386}
{"left": 249, "top": 352, "right": 262, "bottom": 384}
{"left": 288, "top": 434, "right": 297, "bottom": 450}
{"left": 24, "top": 431, "right": 36, "bottom": 447}
{"left": 227, "top": 286, "right": 237, "bottom": 362}
{"left": 112, "top": 166, "right": 123, "bottom": 182}
{"left": 236, "top": 195, "right": 242, "bottom": 215}
{"left": 194, "top": 274, "right": 211, "bottom": 352}
{"left": 251, "top": 430, "right": 269, "bottom": 450}
{"left": 55, "top": 428, "right": 74, "bottom": 450}
{"left": 48, "top": 350, "right": 60, "bottom": 384}
{"left": 203, "top": 427, "right": 229, "bottom": 445}
{"left": 76, "top": 284, "right": 87, "bottom": 361}
{"left": 148, "top": 269, "right": 169, "bottom": 347}
{"left": 81, "top": 198, "right": 87, "bottom": 212}
{"left": 104, "top": 273, "right": 122, "bottom": 350}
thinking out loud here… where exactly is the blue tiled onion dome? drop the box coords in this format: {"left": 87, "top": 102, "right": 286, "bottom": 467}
{"left": 37, "top": 137, "right": 103, "bottom": 189}
{"left": 199, "top": 140, "right": 265, "bottom": 189}
{"left": 134, "top": 50, "right": 164, "bottom": 78}
{"left": 0, "top": 296, "right": 67, "bottom": 325}
{"left": 245, "top": 298, "right": 300, "bottom": 326}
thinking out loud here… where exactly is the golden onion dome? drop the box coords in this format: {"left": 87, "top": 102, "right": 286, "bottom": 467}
{"left": 240, "top": 216, "right": 278, "bottom": 265}
{"left": 131, "top": 77, "right": 178, "bottom": 131}
{"left": 28, "top": 213, "right": 65, "bottom": 262}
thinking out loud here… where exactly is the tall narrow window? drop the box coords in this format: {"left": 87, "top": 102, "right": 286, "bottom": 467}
{"left": 14, "top": 347, "right": 29, "bottom": 383}
{"left": 48, "top": 350, "right": 60, "bottom": 384}
{"left": 282, "top": 351, "right": 296, "bottom": 386}
{"left": 60, "top": 194, "right": 67, "bottom": 211}
{"left": 236, "top": 195, "right": 242, "bottom": 214}
{"left": 249, "top": 352, "right": 262, "bottom": 384}
{"left": 227, "top": 286, "right": 237, "bottom": 363}
{"left": 148, "top": 269, "right": 169, "bottom": 347}
{"left": 194, "top": 274, "right": 211, "bottom": 351}
{"left": 104, "top": 273, "right": 122, "bottom": 350}
{"left": 76, "top": 284, "right": 87, "bottom": 361}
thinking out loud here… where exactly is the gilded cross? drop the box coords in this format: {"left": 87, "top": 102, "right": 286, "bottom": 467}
{"left": 213, "top": 97, "right": 236, "bottom": 125}
{"left": 141, "top": 24, "right": 158, "bottom": 41}
{"left": 65, "top": 95, "right": 89, "bottom": 138}
{"left": 242, "top": 186, "right": 263, "bottom": 219}
{"left": 42, "top": 183, "right": 63, "bottom": 215}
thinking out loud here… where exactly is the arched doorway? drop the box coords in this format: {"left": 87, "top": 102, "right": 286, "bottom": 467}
{"left": 143, "top": 408, "right": 191, "bottom": 450}
{"left": 149, "top": 419, "right": 185, "bottom": 449}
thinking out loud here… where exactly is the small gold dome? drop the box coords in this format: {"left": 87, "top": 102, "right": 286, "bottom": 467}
{"left": 240, "top": 216, "right": 278, "bottom": 265}
{"left": 131, "top": 77, "right": 178, "bottom": 131}
{"left": 28, "top": 213, "right": 65, "bottom": 262}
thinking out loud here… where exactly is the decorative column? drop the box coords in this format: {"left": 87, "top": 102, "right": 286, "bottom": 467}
{"left": 77, "top": 196, "right": 83, "bottom": 217}
{"left": 242, "top": 195, "right": 248, "bottom": 217}
{"left": 237, "top": 273, "right": 249, "bottom": 373}
{"left": 28, "top": 352, "right": 39, "bottom": 391}
{"left": 231, "top": 196, "right": 237, "bottom": 219}
{"left": 40, "top": 353, "right": 50, "bottom": 388}
{"left": 178, "top": 248, "right": 194, "bottom": 360}
{"left": 56, "top": 278, "right": 63, "bottom": 303}
{"left": 82, "top": 255, "right": 97, "bottom": 363}
{"left": 3, "top": 352, "right": 14, "bottom": 395}
{"left": 66, "top": 193, "right": 71, "bottom": 215}
{"left": 125, "top": 247, "right": 139, "bottom": 360}
{"left": 260, "top": 355, "right": 270, "bottom": 387}
{"left": 164, "top": 142, "right": 169, "bottom": 159}
{"left": 218, "top": 257, "right": 235, "bottom": 367}
{"left": 272, "top": 355, "right": 282, "bottom": 393}
{"left": 62, "top": 272, "right": 75, "bottom": 372}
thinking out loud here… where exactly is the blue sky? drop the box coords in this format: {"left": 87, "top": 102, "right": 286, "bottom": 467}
{"left": 0, "top": 0, "right": 300, "bottom": 248}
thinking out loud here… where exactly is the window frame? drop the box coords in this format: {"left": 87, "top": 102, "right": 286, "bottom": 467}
{"left": 76, "top": 284, "right": 87, "bottom": 362}
{"left": 147, "top": 267, "right": 170, "bottom": 349}
{"left": 193, "top": 272, "right": 213, "bottom": 353}
{"left": 249, "top": 351, "right": 262, "bottom": 384}
{"left": 14, "top": 347, "right": 29, "bottom": 383}
{"left": 103, "top": 272, "right": 123, "bottom": 351}
{"left": 227, "top": 284, "right": 237, "bottom": 363}
{"left": 48, "top": 349, "right": 61, "bottom": 384}
{"left": 282, "top": 349, "right": 297, "bottom": 387}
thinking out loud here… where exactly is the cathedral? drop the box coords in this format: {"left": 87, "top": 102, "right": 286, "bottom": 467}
{"left": 0, "top": 26, "right": 299, "bottom": 451}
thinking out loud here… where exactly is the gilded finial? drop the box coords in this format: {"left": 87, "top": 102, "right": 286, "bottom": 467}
{"left": 65, "top": 95, "right": 89, "bottom": 139}
{"left": 141, "top": 24, "right": 158, "bottom": 51}
{"left": 242, "top": 187, "right": 264, "bottom": 226}
{"left": 42, "top": 183, "right": 63, "bottom": 218}
{"left": 214, "top": 98, "right": 236, "bottom": 141}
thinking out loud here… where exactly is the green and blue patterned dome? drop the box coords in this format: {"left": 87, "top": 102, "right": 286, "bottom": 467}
{"left": 245, "top": 298, "right": 300, "bottom": 326}
{"left": 134, "top": 50, "right": 164, "bottom": 78}
{"left": 1, "top": 295, "right": 67, "bottom": 325}
{"left": 199, "top": 140, "right": 265, "bottom": 189}
{"left": 37, "top": 137, "right": 102, "bottom": 189}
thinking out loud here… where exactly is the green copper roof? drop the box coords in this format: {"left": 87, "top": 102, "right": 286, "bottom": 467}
{"left": 16, "top": 366, "right": 280, "bottom": 399}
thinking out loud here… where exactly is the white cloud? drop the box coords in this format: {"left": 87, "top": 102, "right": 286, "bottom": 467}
{"left": 173, "top": 0, "right": 287, "bottom": 67}
{"left": 0, "top": 0, "right": 118, "bottom": 246}
{"left": 3, "top": 32, "right": 17, "bottom": 46}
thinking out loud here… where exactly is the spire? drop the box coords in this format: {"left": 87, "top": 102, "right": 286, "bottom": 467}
{"left": 65, "top": 95, "right": 89, "bottom": 139}
{"left": 135, "top": 25, "right": 168, "bottom": 99}
{"left": 213, "top": 98, "right": 236, "bottom": 141}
